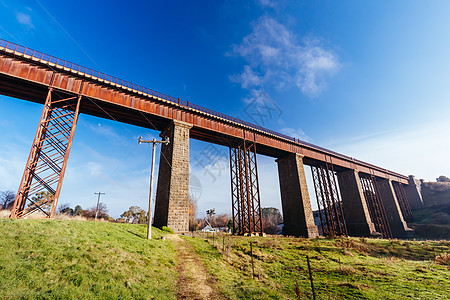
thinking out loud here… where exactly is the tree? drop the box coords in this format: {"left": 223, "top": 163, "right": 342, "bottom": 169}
{"left": 262, "top": 207, "right": 283, "bottom": 234}
{"left": 0, "top": 190, "right": 15, "bottom": 210}
{"left": 189, "top": 196, "right": 198, "bottom": 231}
{"left": 83, "top": 202, "right": 109, "bottom": 220}
{"left": 436, "top": 175, "right": 450, "bottom": 183}
{"left": 58, "top": 203, "right": 73, "bottom": 215}
{"left": 212, "top": 213, "right": 230, "bottom": 228}
{"left": 205, "top": 209, "right": 230, "bottom": 228}
{"left": 138, "top": 210, "right": 148, "bottom": 225}
{"left": 120, "top": 206, "right": 147, "bottom": 224}
{"left": 74, "top": 205, "right": 83, "bottom": 216}
{"left": 32, "top": 191, "right": 54, "bottom": 212}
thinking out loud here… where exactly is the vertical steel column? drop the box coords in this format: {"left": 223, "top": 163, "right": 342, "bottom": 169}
{"left": 10, "top": 87, "right": 82, "bottom": 219}
{"left": 229, "top": 147, "right": 241, "bottom": 234}
{"left": 392, "top": 182, "right": 413, "bottom": 222}
{"left": 229, "top": 140, "right": 263, "bottom": 235}
{"left": 359, "top": 175, "right": 392, "bottom": 239}
{"left": 311, "top": 163, "right": 347, "bottom": 237}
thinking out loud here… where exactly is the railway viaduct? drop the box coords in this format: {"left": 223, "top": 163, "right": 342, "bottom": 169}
{"left": 0, "top": 39, "right": 423, "bottom": 238}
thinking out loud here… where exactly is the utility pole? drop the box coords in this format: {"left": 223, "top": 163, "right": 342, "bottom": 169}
{"left": 94, "top": 192, "right": 105, "bottom": 220}
{"left": 138, "top": 136, "right": 170, "bottom": 239}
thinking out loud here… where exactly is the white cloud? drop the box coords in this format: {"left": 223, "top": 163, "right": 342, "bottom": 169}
{"left": 16, "top": 12, "right": 34, "bottom": 28}
{"left": 230, "top": 65, "right": 266, "bottom": 89}
{"left": 257, "top": 0, "right": 278, "bottom": 8}
{"left": 280, "top": 127, "right": 310, "bottom": 141}
{"left": 86, "top": 162, "right": 102, "bottom": 176}
{"left": 327, "top": 118, "right": 450, "bottom": 182}
{"left": 89, "top": 123, "right": 122, "bottom": 143}
{"left": 230, "top": 16, "right": 340, "bottom": 97}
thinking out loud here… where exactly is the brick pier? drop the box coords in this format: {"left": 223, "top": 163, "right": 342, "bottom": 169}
{"left": 276, "top": 154, "right": 319, "bottom": 237}
{"left": 154, "top": 120, "right": 192, "bottom": 233}
{"left": 337, "top": 170, "right": 378, "bottom": 237}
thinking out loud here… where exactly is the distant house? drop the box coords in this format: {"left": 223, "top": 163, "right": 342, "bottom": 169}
{"left": 201, "top": 225, "right": 217, "bottom": 232}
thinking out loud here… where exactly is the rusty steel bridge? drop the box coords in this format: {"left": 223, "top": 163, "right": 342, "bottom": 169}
{"left": 0, "top": 39, "right": 422, "bottom": 238}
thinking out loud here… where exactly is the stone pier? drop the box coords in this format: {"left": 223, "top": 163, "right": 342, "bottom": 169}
{"left": 276, "top": 154, "right": 318, "bottom": 237}
{"left": 154, "top": 120, "right": 192, "bottom": 233}
{"left": 376, "top": 178, "right": 414, "bottom": 238}
{"left": 337, "top": 170, "right": 378, "bottom": 237}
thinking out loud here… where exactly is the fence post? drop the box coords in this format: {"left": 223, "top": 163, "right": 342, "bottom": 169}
{"left": 306, "top": 255, "right": 316, "bottom": 300}
{"left": 250, "top": 242, "right": 254, "bottom": 278}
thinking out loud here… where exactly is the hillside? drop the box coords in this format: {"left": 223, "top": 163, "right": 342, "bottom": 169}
{"left": 0, "top": 219, "right": 449, "bottom": 299}
{"left": 410, "top": 182, "right": 450, "bottom": 239}
{"left": 186, "top": 233, "right": 450, "bottom": 299}
{"left": 0, "top": 219, "right": 177, "bottom": 299}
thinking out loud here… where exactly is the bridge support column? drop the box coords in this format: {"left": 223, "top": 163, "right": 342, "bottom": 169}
{"left": 276, "top": 154, "right": 318, "bottom": 237}
{"left": 376, "top": 179, "right": 414, "bottom": 238}
{"left": 337, "top": 170, "right": 378, "bottom": 237}
{"left": 404, "top": 175, "right": 423, "bottom": 210}
{"left": 154, "top": 120, "right": 192, "bottom": 233}
{"left": 10, "top": 87, "right": 82, "bottom": 219}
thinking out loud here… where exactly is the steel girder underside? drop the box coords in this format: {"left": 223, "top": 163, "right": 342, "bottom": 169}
{"left": 229, "top": 141, "right": 263, "bottom": 235}
{"left": 392, "top": 181, "right": 413, "bottom": 223}
{"left": 311, "top": 163, "right": 347, "bottom": 237}
{"left": 359, "top": 175, "right": 393, "bottom": 239}
{"left": 10, "top": 87, "right": 81, "bottom": 218}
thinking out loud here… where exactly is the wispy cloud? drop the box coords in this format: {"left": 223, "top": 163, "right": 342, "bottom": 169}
{"left": 16, "top": 11, "right": 34, "bottom": 28}
{"left": 230, "top": 16, "right": 340, "bottom": 97}
{"left": 328, "top": 118, "right": 450, "bottom": 182}
{"left": 280, "top": 127, "right": 310, "bottom": 141}
{"left": 88, "top": 123, "right": 122, "bottom": 143}
{"left": 256, "top": 0, "right": 278, "bottom": 8}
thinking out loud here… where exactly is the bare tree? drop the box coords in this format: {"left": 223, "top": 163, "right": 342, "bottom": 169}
{"left": 0, "top": 191, "right": 15, "bottom": 210}
{"left": 83, "top": 202, "right": 109, "bottom": 220}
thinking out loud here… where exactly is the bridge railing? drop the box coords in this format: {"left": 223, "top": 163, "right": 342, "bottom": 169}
{"left": 0, "top": 40, "right": 317, "bottom": 146}
{"left": 0, "top": 39, "right": 180, "bottom": 104}
{"left": 0, "top": 39, "right": 407, "bottom": 179}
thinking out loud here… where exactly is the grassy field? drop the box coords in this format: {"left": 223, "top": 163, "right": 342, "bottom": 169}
{"left": 1, "top": 219, "right": 449, "bottom": 299}
{"left": 0, "top": 219, "right": 177, "bottom": 299}
{"left": 184, "top": 233, "right": 450, "bottom": 300}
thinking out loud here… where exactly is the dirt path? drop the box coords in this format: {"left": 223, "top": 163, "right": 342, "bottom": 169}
{"left": 167, "top": 235, "right": 226, "bottom": 300}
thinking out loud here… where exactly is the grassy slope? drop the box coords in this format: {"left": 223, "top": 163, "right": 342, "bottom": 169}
{"left": 410, "top": 182, "right": 450, "bottom": 239}
{"left": 0, "top": 219, "right": 177, "bottom": 299}
{"left": 185, "top": 234, "right": 450, "bottom": 300}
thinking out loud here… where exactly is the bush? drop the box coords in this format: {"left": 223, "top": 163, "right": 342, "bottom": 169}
{"left": 435, "top": 253, "right": 450, "bottom": 265}
{"left": 162, "top": 226, "right": 174, "bottom": 234}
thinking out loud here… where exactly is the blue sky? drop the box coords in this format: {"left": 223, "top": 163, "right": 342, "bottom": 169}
{"left": 1, "top": 0, "right": 449, "bottom": 218}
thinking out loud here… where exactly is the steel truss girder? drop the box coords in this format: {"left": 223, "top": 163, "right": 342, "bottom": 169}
{"left": 229, "top": 140, "right": 263, "bottom": 235}
{"left": 311, "top": 163, "right": 347, "bottom": 237}
{"left": 392, "top": 182, "right": 413, "bottom": 222}
{"left": 10, "top": 88, "right": 81, "bottom": 219}
{"left": 359, "top": 175, "right": 392, "bottom": 239}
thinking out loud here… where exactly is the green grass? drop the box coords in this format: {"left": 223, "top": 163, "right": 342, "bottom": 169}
{"left": 2, "top": 219, "right": 449, "bottom": 299}
{"left": 0, "top": 219, "right": 177, "bottom": 299}
{"left": 184, "top": 234, "right": 450, "bottom": 300}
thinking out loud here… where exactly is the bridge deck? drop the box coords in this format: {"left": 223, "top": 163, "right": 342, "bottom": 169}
{"left": 0, "top": 39, "right": 408, "bottom": 184}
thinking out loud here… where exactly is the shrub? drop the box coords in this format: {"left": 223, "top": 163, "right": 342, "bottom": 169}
{"left": 434, "top": 253, "right": 450, "bottom": 265}
{"left": 162, "top": 226, "right": 174, "bottom": 234}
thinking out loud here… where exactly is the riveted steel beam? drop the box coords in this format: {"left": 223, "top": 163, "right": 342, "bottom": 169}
{"left": 229, "top": 140, "right": 263, "bottom": 235}
{"left": 10, "top": 86, "right": 81, "bottom": 218}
